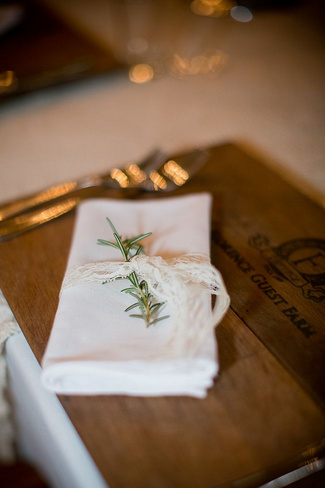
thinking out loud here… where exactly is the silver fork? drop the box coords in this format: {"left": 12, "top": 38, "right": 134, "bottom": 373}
{"left": 0, "top": 148, "right": 166, "bottom": 222}
{"left": 0, "top": 148, "right": 209, "bottom": 241}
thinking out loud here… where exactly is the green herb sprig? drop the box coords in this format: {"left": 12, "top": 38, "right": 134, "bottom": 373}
{"left": 98, "top": 217, "right": 169, "bottom": 327}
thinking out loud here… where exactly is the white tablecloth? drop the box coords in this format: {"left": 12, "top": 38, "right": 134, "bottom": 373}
{"left": 1, "top": 1, "right": 324, "bottom": 206}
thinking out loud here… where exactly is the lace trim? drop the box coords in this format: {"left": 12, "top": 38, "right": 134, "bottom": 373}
{"left": 61, "top": 254, "right": 230, "bottom": 359}
{"left": 0, "top": 290, "right": 20, "bottom": 462}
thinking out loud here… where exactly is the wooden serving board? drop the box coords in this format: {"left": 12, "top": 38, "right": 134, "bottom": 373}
{"left": 0, "top": 143, "right": 324, "bottom": 488}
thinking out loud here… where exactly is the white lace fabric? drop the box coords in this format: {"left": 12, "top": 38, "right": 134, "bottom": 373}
{"left": 41, "top": 194, "right": 230, "bottom": 397}
{"left": 62, "top": 253, "right": 230, "bottom": 359}
{"left": 0, "top": 290, "right": 20, "bottom": 462}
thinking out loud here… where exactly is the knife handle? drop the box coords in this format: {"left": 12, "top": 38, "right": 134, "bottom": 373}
{"left": 0, "top": 181, "right": 83, "bottom": 222}
{"left": 0, "top": 197, "right": 80, "bottom": 242}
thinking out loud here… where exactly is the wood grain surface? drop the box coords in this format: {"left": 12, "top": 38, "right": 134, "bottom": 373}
{"left": 0, "top": 143, "right": 324, "bottom": 487}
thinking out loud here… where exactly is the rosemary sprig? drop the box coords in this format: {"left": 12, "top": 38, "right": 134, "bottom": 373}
{"left": 97, "top": 217, "right": 169, "bottom": 327}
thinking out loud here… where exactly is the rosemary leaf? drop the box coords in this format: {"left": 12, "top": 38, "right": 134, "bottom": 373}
{"left": 129, "top": 271, "right": 140, "bottom": 287}
{"left": 125, "top": 302, "right": 140, "bottom": 312}
{"left": 127, "top": 233, "right": 152, "bottom": 247}
{"left": 121, "top": 287, "right": 137, "bottom": 293}
{"left": 128, "top": 292, "right": 142, "bottom": 300}
{"left": 98, "top": 218, "right": 169, "bottom": 327}
{"left": 97, "top": 239, "right": 119, "bottom": 248}
{"left": 114, "top": 233, "right": 128, "bottom": 261}
{"left": 149, "top": 302, "right": 165, "bottom": 313}
{"left": 134, "top": 245, "right": 143, "bottom": 256}
{"left": 150, "top": 315, "right": 170, "bottom": 326}
{"left": 106, "top": 217, "right": 120, "bottom": 236}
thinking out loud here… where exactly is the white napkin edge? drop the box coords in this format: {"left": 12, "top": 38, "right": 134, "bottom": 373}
{"left": 42, "top": 354, "right": 218, "bottom": 398}
{"left": 41, "top": 193, "right": 228, "bottom": 397}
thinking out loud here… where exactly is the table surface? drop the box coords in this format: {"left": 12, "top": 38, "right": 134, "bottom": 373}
{"left": 1, "top": 143, "right": 325, "bottom": 488}
{"left": 1, "top": 1, "right": 325, "bottom": 487}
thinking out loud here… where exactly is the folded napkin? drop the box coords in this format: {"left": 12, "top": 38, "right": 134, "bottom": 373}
{"left": 41, "top": 193, "right": 229, "bottom": 398}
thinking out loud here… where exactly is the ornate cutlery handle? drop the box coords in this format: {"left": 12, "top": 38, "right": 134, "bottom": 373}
{"left": 0, "top": 149, "right": 164, "bottom": 221}
{"left": 0, "top": 198, "right": 80, "bottom": 241}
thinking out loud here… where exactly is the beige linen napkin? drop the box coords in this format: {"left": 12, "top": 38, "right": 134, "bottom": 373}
{"left": 41, "top": 193, "right": 229, "bottom": 397}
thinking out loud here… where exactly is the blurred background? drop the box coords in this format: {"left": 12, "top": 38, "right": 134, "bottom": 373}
{"left": 0, "top": 0, "right": 324, "bottom": 208}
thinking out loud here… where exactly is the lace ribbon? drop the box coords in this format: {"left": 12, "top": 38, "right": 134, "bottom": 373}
{"left": 61, "top": 253, "right": 230, "bottom": 358}
{"left": 0, "top": 290, "right": 20, "bottom": 462}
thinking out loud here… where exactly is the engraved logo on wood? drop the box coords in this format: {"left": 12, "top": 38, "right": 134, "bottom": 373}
{"left": 249, "top": 235, "right": 325, "bottom": 303}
